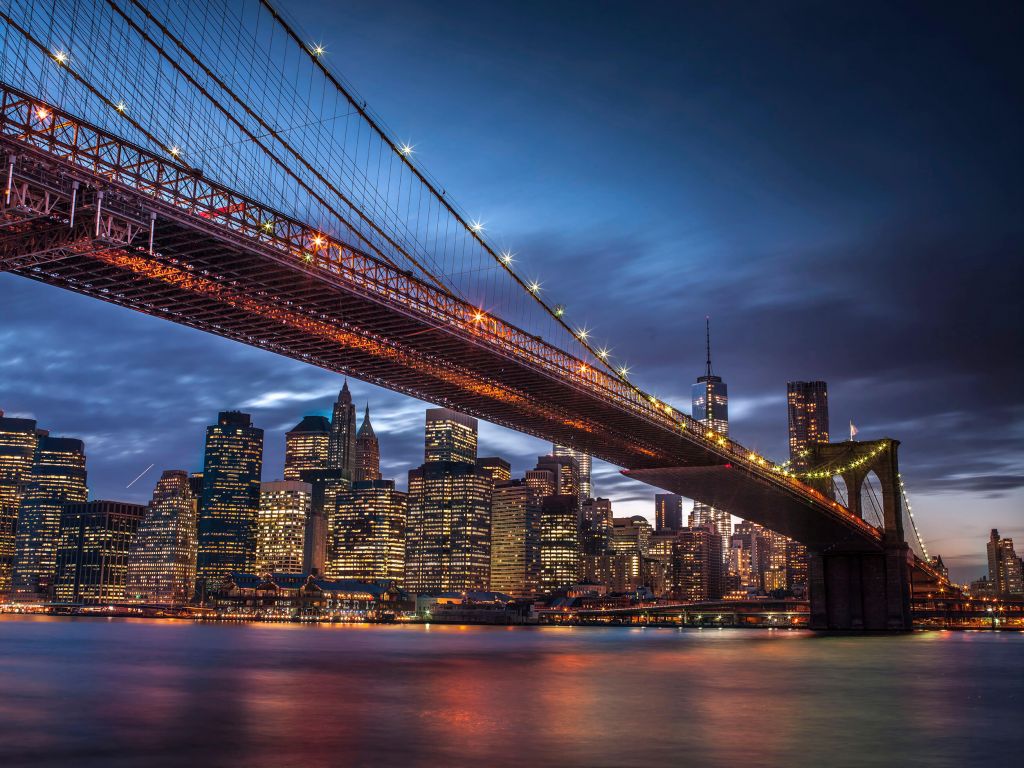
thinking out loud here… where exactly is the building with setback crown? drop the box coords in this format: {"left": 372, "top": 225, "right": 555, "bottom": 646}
{"left": 255, "top": 480, "right": 312, "bottom": 574}
{"left": 284, "top": 415, "right": 331, "bottom": 481}
{"left": 196, "top": 412, "right": 264, "bottom": 588}
{"left": 330, "top": 479, "right": 406, "bottom": 583}
{"left": 13, "top": 435, "right": 88, "bottom": 600}
{"left": 0, "top": 413, "right": 42, "bottom": 596}
{"left": 54, "top": 500, "right": 146, "bottom": 604}
{"left": 328, "top": 381, "right": 357, "bottom": 479}
{"left": 126, "top": 470, "right": 198, "bottom": 605}
{"left": 354, "top": 404, "right": 382, "bottom": 482}
{"left": 406, "top": 409, "right": 491, "bottom": 592}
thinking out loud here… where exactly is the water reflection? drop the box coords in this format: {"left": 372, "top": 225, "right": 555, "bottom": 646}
{"left": 0, "top": 617, "right": 1020, "bottom": 767}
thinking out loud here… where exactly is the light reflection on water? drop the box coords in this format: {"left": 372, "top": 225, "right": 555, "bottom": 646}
{"left": 0, "top": 617, "right": 1021, "bottom": 767}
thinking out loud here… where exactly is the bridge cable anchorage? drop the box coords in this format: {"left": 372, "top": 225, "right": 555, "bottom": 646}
{"left": 105, "top": 0, "right": 451, "bottom": 295}
{"left": 257, "top": 0, "right": 627, "bottom": 379}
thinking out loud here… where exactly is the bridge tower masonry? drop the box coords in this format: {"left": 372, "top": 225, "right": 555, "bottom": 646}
{"left": 805, "top": 439, "right": 912, "bottom": 631}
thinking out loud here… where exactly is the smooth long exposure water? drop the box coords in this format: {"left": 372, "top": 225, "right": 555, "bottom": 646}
{"left": 0, "top": 617, "right": 1020, "bottom": 767}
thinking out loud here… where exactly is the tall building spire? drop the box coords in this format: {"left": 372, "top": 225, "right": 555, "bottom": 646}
{"left": 354, "top": 403, "right": 381, "bottom": 482}
{"left": 327, "top": 383, "right": 357, "bottom": 479}
{"left": 705, "top": 315, "right": 713, "bottom": 378}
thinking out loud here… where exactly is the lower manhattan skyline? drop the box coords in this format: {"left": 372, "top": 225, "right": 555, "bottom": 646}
{"left": 0, "top": 1, "right": 1021, "bottom": 766}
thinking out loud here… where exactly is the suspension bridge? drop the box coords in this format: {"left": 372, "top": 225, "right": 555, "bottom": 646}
{"left": 0, "top": 0, "right": 948, "bottom": 629}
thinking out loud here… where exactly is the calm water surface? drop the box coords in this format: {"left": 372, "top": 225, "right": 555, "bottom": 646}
{"left": 0, "top": 616, "right": 1020, "bottom": 767}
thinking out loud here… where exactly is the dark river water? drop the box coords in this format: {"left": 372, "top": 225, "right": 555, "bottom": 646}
{"left": 0, "top": 617, "right": 1020, "bottom": 767}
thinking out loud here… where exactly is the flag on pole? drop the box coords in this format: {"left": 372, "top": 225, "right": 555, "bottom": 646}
{"left": 850, "top": 421, "right": 858, "bottom": 441}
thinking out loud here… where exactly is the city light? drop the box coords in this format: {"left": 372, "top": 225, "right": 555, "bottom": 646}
{"left": 470, "top": 220, "right": 484, "bottom": 233}
{"left": 115, "top": 101, "right": 127, "bottom": 113}
{"left": 399, "top": 142, "right": 415, "bottom": 156}
{"left": 501, "top": 251, "right": 513, "bottom": 264}
{"left": 311, "top": 43, "right": 326, "bottom": 56}
{"left": 52, "top": 49, "right": 68, "bottom": 65}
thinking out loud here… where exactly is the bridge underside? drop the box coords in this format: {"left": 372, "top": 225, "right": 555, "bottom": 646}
{"left": 624, "top": 466, "right": 881, "bottom": 554}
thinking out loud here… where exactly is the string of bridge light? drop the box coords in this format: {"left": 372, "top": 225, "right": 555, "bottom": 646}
{"left": 898, "top": 473, "right": 930, "bottom": 561}
{"left": 786, "top": 441, "right": 890, "bottom": 480}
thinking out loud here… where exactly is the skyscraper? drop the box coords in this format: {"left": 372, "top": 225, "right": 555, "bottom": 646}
{"left": 987, "top": 529, "right": 1023, "bottom": 596}
{"left": 690, "top": 319, "right": 732, "bottom": 549}
{"left": 0, "top": 413, "right": 41, "bottom": 595}
{"left": 196, "top": 411, "right": 264, "bottom": 587}
{"left": 54, "top": 500, "right": 146, "bottom": 604}
{"left": 552, "top": 443, "right": 592, "bottom": 500}
{"left": 255, "top": 480, "right": 312, "bottom": 574}
{"left": 580, "top": 497, "right": 613, "bottom": 555}
{"left": 787, "top": 381, "right": 830, "bottom": 465}
{"left": 490, "top": 479, "right": 542, "bottom": 598}
{"left": 538, "top": 495, "right": 580, "bottom": 594}
{"left": 13, "top": 435, "right": 88, "bottom": 599}
{"left": 655, "top": 494, "right": 684, "bottom": 532}
{"left": 534, "top": 454, "right": 580, "bottom": 500}
{"left": 284, "top": 415, "right": 331, "bottom": 481}
{"left": 477, "top": 457, "right": 512, "bottom": 485}
{"left": 126, "top": 470, "right": 199, "bottom": 605}
{"left": 327, "top": 381, "right": 357, "bottom": 479}
{"left": 424, "top": 408, "right": 478, "bottom": 464}
{"left": 670, "top": 526, "right": 723, "bottom": 602}
{"left": 331, "top": 479, "right": 406, "bottom": 583}
{"left": 353, "top": 404, "right": 382, "bottom": 482}
{"left": 406, "top": 410, "right": 491, "bottom": 592}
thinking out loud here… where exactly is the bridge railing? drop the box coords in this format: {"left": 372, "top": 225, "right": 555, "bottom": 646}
{"left": 0, "top": 83, "right": 880, "bottom": 540}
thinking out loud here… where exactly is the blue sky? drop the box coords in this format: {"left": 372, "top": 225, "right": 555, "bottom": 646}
{"left": 1, "top": 1, "right": 1021, "bottom": 582}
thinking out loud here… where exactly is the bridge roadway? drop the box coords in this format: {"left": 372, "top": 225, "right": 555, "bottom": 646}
{"left": 0, "top": 83, "right": 883, "bottom": 557}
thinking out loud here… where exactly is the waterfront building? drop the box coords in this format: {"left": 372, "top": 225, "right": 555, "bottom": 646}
{"left": 255, "top": 480, "right": 312, "bottom": 574}
{"left": 125, "top": 470, "right": 199, "bottom": 605}
{"left": 787, "top": 380, "right": 830, "bottom": 465}
{"left": 929, "top": 554, "right": 949, "bottom": 581}
{"left": 580, "top": 497, "right": 613, "bottom": 555}
{"left": 655, "top": 494, "right": 684, "bottom": 532}
{"left": 987, "top": 529, "right": 1023, "bottom": 596}
{"left": 489, "top": 479, "right": 542, "bottom": 598}
{"left": 424, "top": 408, "right": 477, "bottom": 464}
{"left": 327, "top": 381, "right": 357, "bottom": 479}
{"left": 538, "top": 494, "right": 579, "bottom": 594}
{"left": 12, "top": 435, "right": 88, "bottom": 600}
{"left": 0, "top": 413, "right": 42, "bottom": 595}
{"left": 407, "top": 410, "right": 491, "bottom": 592}
{"left": 552, "top": 443, "right": 591, "bottom": 500}
{"left": 353, "top": 404, "right": 382, "bottom": 482}
{"left": 53, "top": 500, "right": 146, "bottom": 604}
{"left": 331, "top": 479, "right": 406, "bottom": 583}
{"left": 196, "top": 411, "right": 264, "bottom": 587}
{"left": 580, "top": 552, "right": 642, "bottom": 594}
{"left": 284, "top": 415, "right": 331, "bottom": 481}
{"left": 477, "top": 457, "right": 512, "bottom": 484}
{"left": 670, "top": 526, "right": 723, "bottom": 602}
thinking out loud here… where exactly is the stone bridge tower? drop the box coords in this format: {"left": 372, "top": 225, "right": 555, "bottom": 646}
{"left": 804, "top": 439, "right": 912, "bottom": 630}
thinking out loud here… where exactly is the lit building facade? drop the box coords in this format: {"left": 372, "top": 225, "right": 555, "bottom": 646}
{"left": 580, "top": 497, "right": 613, "bottom": 555}
{"left": 534, "top": 454, "right": 580, "bottom": 500}
{"left": 196, "top": 411, "right": 264, "bottom": 587}
{"left": 655, "top": 494, "right": 684, "bottom": 532}
{"left": 13, "top": 435, "right": 88, "bottom": 600}
{"left": 552, "top": 443, "right": 591, "bottom": 500}
{"left": 328, "top": 381, "right": 357, "bottom": 479}
{"left": 255, "top": 480, "right": 312, "bottom": 574}
{"left": 331, "top": 479, "right": 406, "bottom": 583}
{"left": 787, "top": 381, "right": 830, "bottom": 465}
{"left": 424, "top": 408, "right": 478, "bottom": 464}
{"left": 477, "top": 457, "right": 512, "bottom": 485}
{"left": 353, "top": 404, "right": 382, "bottom": 482}
{"left": 407, "top": 410, "right": 490, "bottom": 592}
{"left": 284, "top": 415, "right": 331, "bottom": 481}
{"left": 670, "top": 527, "right": 723, "bottom": 602}
{"left": 54, "top": 500, "right": 146, "bottom": 604}
{"left": 490, "top": 480, "right": 542, "bottom": 598}
{"left": 987, "top": 529, "right": 1023, "bottom": 596}
{"left": 126, "top": 470, "right": 198, "bottom": 605}
{"left": 611, "top": 515, "right": 653, "bottom": 557}
{"left": 0, "top": 413, "right": 41, "bottom": 595}
{"left": 538, "top": 494, "right": 579, "bottom": 594}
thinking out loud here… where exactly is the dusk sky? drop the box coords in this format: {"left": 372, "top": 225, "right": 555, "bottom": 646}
{"left": 1, "top": 1, "right": 1021, "bottom": 582}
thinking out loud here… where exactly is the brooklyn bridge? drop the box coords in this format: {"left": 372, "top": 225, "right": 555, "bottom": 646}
{"left": 0, "top": 0, "right": 948, "bottom": 629}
